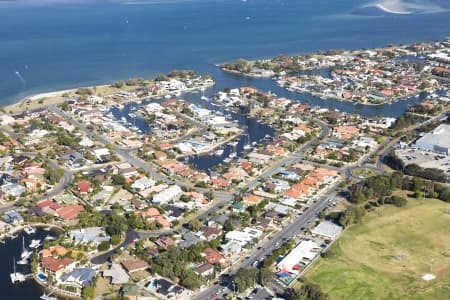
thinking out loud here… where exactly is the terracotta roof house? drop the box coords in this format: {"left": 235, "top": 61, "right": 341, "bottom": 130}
{"left": 41, "top": 246, "right": 69, "bottom": 258}
{"left": 202, "top": 248, "right": 224, "bottom": 265}
{"left": 155, "top": 236, "right": 175, "bottom": 249}
{"left": 243, "top": 194, "right": 263, "bottom": 206}
{"left": 77, "top": 181, "right": 91, "bottom": 194}
{"left": 56, "top": 205, "right": 85, "bottom": 221}
{"left": 37, "top": 199, "right": 61, "bottom": 211}
{"left": 41, "top": 257, "right": 76, "bottom": 277}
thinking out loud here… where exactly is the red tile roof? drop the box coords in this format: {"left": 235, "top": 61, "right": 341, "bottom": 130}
{"left": 202, "top": 248, "right": 224, "bottom": 265}
{"left": 42, "top": 257, "right": 75, "bottom": 272}
{"left": 77, "top": 181, "right": 91, "bottom": 194}
{"left": 56, "top": 205, "right": 84, "bottom": 220}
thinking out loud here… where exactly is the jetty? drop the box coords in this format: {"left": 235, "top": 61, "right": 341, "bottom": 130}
{"left": 40, "top": 291, "right": 59, "bottom": 300}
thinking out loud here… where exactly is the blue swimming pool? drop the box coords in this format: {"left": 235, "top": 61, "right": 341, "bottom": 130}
{"left": 37, "top": 273, "right": 47, "bottom": 281}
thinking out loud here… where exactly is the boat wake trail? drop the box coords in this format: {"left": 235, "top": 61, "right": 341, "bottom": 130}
{"left": 14, "top": 71, "right": 26, "bottom": 86}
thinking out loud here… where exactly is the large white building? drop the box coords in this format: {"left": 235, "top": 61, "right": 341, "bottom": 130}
{"left": 277, "top": 240, "right": 319, "bottom": 273}
{"left": 225, "top": 227, "right": 263, "bottom": 246}
{"left": 152, "top": 185, "right": 183, "bottom": 205}
{"left": 311, "top": 221, "right": 343, "bottom": 240}
{"left": 414, "top": 124, "right": 450, "bottom": 154}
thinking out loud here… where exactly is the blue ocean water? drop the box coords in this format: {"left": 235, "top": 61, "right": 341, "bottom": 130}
{"left": 0, "top": 0, "right": 449, "bottom": 106}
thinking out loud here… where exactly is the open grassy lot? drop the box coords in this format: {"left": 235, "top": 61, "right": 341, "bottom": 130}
{"left": 351, "top": 167, "right": 379, "bottom": 179}
{"left": 305, "top": 197, "right": 450, "bottom": 300}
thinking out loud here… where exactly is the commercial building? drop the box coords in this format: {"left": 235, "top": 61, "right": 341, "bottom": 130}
{"left": 311, "top": 221, "right": 343, "bottom": 240}
{"left": 414, "top": 124, "right": 450, "bottom": 154}
{"left": 277, "top": 240, "right": 319, "bottom": 273}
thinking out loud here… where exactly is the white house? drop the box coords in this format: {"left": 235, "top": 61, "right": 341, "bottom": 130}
{"left": 131, "top": 177, "right": 155, "bottom": 191}
{"left": 152, "top": 185, "right": 183, "bottom": 205}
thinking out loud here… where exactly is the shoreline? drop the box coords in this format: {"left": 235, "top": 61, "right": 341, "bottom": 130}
{"left": 2, "top": 78, "right": 215, "bottom": 115}
{"left": 0, "top": 223, "right": 64, "bottom": 241}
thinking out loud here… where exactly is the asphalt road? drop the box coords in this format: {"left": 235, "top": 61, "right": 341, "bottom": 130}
{"left": 193, "top": 183, "right": 339, "bottom": 300}
{"left": 90, "top": 229, "right": 140, "bottom": 265}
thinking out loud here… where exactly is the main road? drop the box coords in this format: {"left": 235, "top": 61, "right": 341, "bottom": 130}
{"left": 193, "top": 182, "right": 340, "bottom": 300}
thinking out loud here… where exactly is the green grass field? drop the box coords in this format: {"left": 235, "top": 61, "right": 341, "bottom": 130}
{"left": 305, "top": 197, "right": 450, "bottom": 300}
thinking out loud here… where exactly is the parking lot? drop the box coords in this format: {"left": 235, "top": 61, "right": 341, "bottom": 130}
{"left": 395, "top": 148, "right": 450, "bottom": 174}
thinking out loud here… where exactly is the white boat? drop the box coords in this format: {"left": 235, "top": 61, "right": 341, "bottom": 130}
{"left": 243, "top": 134, "right": 251, "bottom": 150}
{"left": 10, "top": 257, "right": 25, "bottom": 283}
{"left": 223, "top": 158, "right": 231, "bottom": 163}
{"left": 229, "top": 152, "right": 237, "bottom": 158}
{"left": 120, "top": 116, "right": 127, "bottom": 123}
{"left": 40, "top": 293, "right": 59, "bottom": 300}
{"left": 17, "top": 258, "right": 28, "bottom": 265}
{"left": 21, "top": 237, "right": 31, "bottom": 260}
{"left": 128, "top": 113, "right": 137, "bottom": 118}
{"left": 164, "top": 94, "right": 171, "bottom": 99}
{"left": 228, "top": 141, "right": 238, "bottom": 147}
{"left": 44, "top": 235, "right": 56, "bottom": 241}
{"left": 252, "top": 141, "right": 257, "bottom": 146}
{"left": 201, "top": 96, "right": 209, "bottom": 101}
{"left": 29, "top": 239, "right": 41, "bottom": 249}
{"left": 214, "top": 149, "right": 224, "bottom": 156}
{"left": 24, "top": 226, "right": 35, "bottom": 235}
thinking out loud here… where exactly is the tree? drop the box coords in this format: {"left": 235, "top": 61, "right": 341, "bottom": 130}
{"left": 223, "top": 220, "right": 234, "bottom": 232}
{"left": 258, "top": 267, "right": 273, "bottom": 286}
{"left": 111, "top": 234, "right": 121, "bottom": 245}
{"left": 82, "top": 285, "right": 95, "bottom": 299}
{"left": 187, "top": 219, "right": 202, "bottom": 232}
{"left": 285, "top": 282, "right": 329, "bottom": 300}
{"left": 76, "top": 87, "right": 93, "bottom": 96}
{"left": 234, "top": 268, "right": 258, "bottom": 292}
{"left": 338, "top": 206, "right": 365, "bottom": 228}
{"left": 112, "top": 81, "right": 125, "bottom": 88}
{"left": 112, "top": 175, "right": 126, "bottom": 185}
{"left": 98, "top": 241, "right": 110, "bottom": 251}
{"left": 155, "top": 74, "right": 168, "bottom": 81}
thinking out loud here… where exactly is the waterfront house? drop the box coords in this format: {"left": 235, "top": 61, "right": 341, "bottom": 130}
{"left": 41, "top": 246, "right": 69, "bottom": 258}
{"left": 56, "top": 205, "right": 84, "bottom": 221}
{"left": 3, "top": 210, "right": 24, "bottom": 224}
{"left": 248, "top": 152, "right": 271, "bottom": 165}
{"left": 61, "top": 267, "right": 96, "bottom": 290}
{"left": 69, "top": 227, "right": 110, "bottom": 245}
{"left": 41, "top": 257, "right": 76, "bottom": 279}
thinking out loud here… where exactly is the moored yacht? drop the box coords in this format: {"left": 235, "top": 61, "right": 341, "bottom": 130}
{"left": 29, "top": 239, "right": 41, "bottom": 249}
